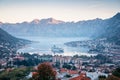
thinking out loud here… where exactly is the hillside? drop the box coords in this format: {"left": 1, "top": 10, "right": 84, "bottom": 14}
{"left": 0, "top": 28, "right": 30, "bottom": 57}
{"left": 99, "top": 13, "right": 120, "bottom": 45}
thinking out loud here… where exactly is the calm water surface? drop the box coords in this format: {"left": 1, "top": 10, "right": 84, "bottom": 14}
{"left": 17, "top": 36, "right": 96, "bottom": 56}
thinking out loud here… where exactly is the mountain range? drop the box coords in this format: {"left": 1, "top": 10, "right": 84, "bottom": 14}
{"left": 0, "top": 12, "right": 120, "bottom": 45}
{"left": 0, "top": 17, "right": 104, "bottom": 37}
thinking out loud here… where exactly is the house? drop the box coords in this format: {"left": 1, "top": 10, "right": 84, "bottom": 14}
{"left": 86, "top": 72, "right": 108, "bottom": 80}
{"left": 69, "top": 73, "right": 91, "bottom": 80}
{"left": 57, "top": 68, "right": 79, "bottom": 80}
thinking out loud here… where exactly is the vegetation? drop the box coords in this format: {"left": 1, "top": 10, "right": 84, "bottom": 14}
{"left": 32, "top": 62, "right": 56, "bottom": 80}
{"left": 73, "top": 54, "right": 90, "bottom": 59}
{"left": 62, "top": 63, "right": 76, "bottom": 70}
{"left": 0, "top": 67, "right": 32, "bottom": 80}
{"left": 98, "top": 75, "right": 106, "bottom": 80}
{"left": 94, "top": 54, "right": 112, "bottom": 64}
{"left": 54, "top": 62, "right": 60, "bottom": 69}
{"left": 106, "top": 75, "right": 120, "bottom": 80}
{"left": 64, "top": 74, "right": 72, "bottom": 78}
{"left": 12, "top": 53, "right": 52, "bottom": 67}
{"left": 63, "top": 63, "right": 72, "bottom": 70}
{"left": 105, "top": 67, "right": 120, "bottom": 80}
{"left": 112, "top": 67, "right": 120, "bottom": 78}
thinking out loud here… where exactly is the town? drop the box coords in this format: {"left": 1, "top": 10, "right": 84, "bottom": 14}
{"left": 0, "top": 37, "right": 120, "bottom": 80}
{"left": 0, "top": 50, "right": 120, "bottom": 80}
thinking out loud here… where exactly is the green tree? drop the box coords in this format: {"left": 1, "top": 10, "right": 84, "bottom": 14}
{"left": 63, "top": 63, "right": 72, "bottom": 69}
{"left": 55, "top": 62, "right": 60, "bottom": 69}
{"left": 112, "top": 67, "right": 120, "bottom": 78}
{"left": 98, "top": 75, "right": 106, "bottom": 80}
{"left": 0, "top": 67, "right": 32, "bottom": 80}
{"left": 106, "top": 67, "right": 120, "bottom": 80}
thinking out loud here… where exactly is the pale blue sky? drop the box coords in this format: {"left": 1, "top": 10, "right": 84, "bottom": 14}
{"left": 0, "top": 0, "right": 120, "bottom": 23}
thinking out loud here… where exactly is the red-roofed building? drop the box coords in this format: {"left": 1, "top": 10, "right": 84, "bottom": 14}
{"left": 68, "top": 70, "right": 78, "bottom": 75}
{"left": 60, "top": 68, "right": 68, "bottom": 73}
{"left": 13, "top": 56, "right": 24, "bottom": 60}
{"left": 32, "top": 72, "right": 39, "bottom": 78}
{"left": 60, "top": 68, "right": 78, "bottom": 75}
{"left": 70, "top": 73, "right": 91, "bottom": 80}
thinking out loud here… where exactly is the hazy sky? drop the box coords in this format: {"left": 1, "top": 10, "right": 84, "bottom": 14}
{"left": 0, "top": 0, "right": 120, "bottom": 23}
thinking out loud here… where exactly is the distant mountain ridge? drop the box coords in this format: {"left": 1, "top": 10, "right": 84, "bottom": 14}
{"left": 31, "top": 18, "right": 64, "bottom": 24}
{"left": 0, "top": 17, "right": 105, "bottom": 37}
{"left": 0, "top": 12, "right": 120, "bottom": 44}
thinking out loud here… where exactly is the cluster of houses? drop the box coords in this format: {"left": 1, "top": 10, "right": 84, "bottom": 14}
{"left": 0, "top": 53, "right": 25, "bottom": 69}
{"left": 27, "top": 54, "right": 112, "bottom": 80}
{"left": 0, "top": 53, "right": 119, "bottom": 80}
{"left": 30, "top": 63, "right": 108, "bottom": 80}
{"left": 52, "top": 55, "right": 109, "bottom": 80}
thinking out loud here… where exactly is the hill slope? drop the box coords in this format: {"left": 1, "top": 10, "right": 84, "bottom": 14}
{"left": 100, "top": 13, "right": 120, "bottom": 45}
{"left": 0, "top": 28, "right": 30, "bottom": 57}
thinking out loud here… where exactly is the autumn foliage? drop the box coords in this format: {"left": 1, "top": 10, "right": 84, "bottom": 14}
{"left": 32, "top": 62, "right": 56, "bottom": 80}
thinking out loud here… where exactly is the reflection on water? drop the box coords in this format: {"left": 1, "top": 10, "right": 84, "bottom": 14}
{"left": 17, "top": 36, "right": 96, "bottom": 56}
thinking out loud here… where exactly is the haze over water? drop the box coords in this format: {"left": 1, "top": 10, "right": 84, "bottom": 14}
{"left": 17, "top": 36, "right": 96, "bottom": 56}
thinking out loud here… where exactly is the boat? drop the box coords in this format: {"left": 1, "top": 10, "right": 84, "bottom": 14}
{"left": 51, "top": 45, "right": 64, "bottom": 53}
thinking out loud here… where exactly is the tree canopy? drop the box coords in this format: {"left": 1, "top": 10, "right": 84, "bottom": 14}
{"left": 32, "top": 62, "right": 56, "bottom": 80}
